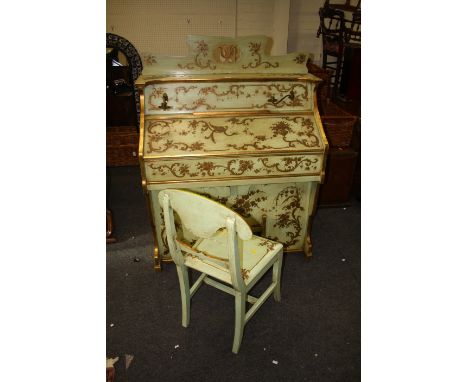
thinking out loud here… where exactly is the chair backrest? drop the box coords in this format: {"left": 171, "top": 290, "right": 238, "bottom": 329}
{"left": 318, "top": 6, "right": 345, "bottom": 40}
{"left": 345, "top": 11, "right": 360, "bottom": 44}
{"left": 159, "top": 189, "right": 253, "bottom": 289}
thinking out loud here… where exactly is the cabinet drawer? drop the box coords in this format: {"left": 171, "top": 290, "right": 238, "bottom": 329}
{"left": 144, "top": 80, "right": 314, "bottom": 115}
{"left": 144, "top": 154, "right": 323, "bottom": 184}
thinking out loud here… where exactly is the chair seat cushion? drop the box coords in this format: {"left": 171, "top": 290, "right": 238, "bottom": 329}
{"left": 182, "top": 229, "right": 282, "bottom": 284}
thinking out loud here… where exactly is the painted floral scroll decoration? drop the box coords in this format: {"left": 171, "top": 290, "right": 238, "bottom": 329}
{"left": 271, "top": 120, "right": 320, "bottom": 148}
{"left": 149, "top": 159, "right": 254, "bottom": 178}
{"left": 196, "top": 189, "right": 267, "bottom": 220}
{"left": 242, "top": 42, "right": 279, "bottom": 69}
{"left": 148, "top": 82, "right": 307, "bottom": 112}
{"left": 258, "top": 238, "right": 278, "bottom": 252}
{"left": 146, "top": 119, "right": 238, "bottom": 153}
{"left": 259, "top": 157, "right": 318, "bottom": 173}
{"left": 148, "top": 138, "right": 205, "bottom": 153}
{"left": 294, "top": 54, "right": 307, "bottom": 64}
{"left": 148, "top": 87, "right": 167, "bottom": 110}
{"left": 283, "top": 117, "right": 320, "bottom": 146}
{"left": 241, "top": 268, "right": 250, "bottom": 280}
{"left": 146, "top": 120, "right": 206, "bottom": 153}
{"left": 148, "top": 156, "right": 318, "bottom": 179}
{"left": 253, "top": 83, "right": 308, "bottom": 108}
{"left": 198, "top": 160, "right": 255, "bottom": 176}
{"left": 144, "top": 54, "right": 157, "bottom": 65}
{"left": 189, "top": 120, "right": 238, "bottom": 143}
{"left": 231, "top": 190, "right": 268, "bottom": 218}
{"left": 226, "top": 118, "right": 319, "bottom": 151}
{"left": 271, "top": 186, "right": 304, "bottom": 247}
{"left": 178, "top": 40, "right": 216, "bottom": 70}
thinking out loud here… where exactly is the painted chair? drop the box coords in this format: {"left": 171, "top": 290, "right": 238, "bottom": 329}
{"left": 159, "top": 189, "right": 284, "bottom": 354}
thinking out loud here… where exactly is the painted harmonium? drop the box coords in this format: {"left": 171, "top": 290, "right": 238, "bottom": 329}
{"left": 136, "top": 35, "right": 328, "bottom": 270}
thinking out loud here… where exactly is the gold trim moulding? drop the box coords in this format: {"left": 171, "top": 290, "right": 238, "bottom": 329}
{"left": 320, "top": 170, "right": 326, "bottom": 184}
{"left": 138, "top": 90, "right": 148, "bottom": 189}
{"left": 143, "top": 149, "right": 326, "bottom": 161}
{"left": 136, "top": 74, "right": 319, "bottom": 87}
{"left": 145, "top": 172, "right": 322, "bottom": 185}
{"left": 146, "top": 175, "right": 322, "bottom": 190}
{"left": 143, "top": 110, "right": 317, "bottom": 120}
{"left": 313, "top": 95, "right": 329, "bottom": 148}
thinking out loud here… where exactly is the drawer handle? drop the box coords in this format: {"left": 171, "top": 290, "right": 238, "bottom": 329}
{"left": 268, "top": 90, "right": 295, "bottom": 106}
{"left": 159, "top": 93, "right": 172, "bottom": 111}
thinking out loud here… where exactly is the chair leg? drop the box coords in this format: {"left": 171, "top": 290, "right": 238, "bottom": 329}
{"left": 232, "top": 291, "right": 246, "bottom": 354}
{"left": 176, "top": 265, "right": 191, "bottom": 328}
{"left": 273, "top": 251, "right": 283, "bottom": 302}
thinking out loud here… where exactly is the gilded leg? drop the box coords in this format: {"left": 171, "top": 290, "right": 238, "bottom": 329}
{"left": 304, "top": 231, "right": 313, "bottom": 260}
{"left": 153, "top": 246, "right": 161, "bottom": 271}
{"left": 303, "top": 215, "right": 313, "bottom": 260}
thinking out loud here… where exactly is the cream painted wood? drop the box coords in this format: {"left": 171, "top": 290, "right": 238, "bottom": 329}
{"left": 144, "top": 154, "right": 323, "bottom": 183}
{"left": 159, "top": 189, "right": 283, "bottom": 353}
{"left": 137, "top": 35, "right": 328, "bottom": 270}
{"left": 143, "top": 114, "right": 324, "bottom": 157}
{"left": 144, "top": 80, "right": 314, "bottom": 115}
{"left": 139, "top": 35, "right": 308, "bottom": 76}
{"left": 150, "top": 182, "right": 316, "bottom": 264}
{"left": 161, "top": 189, "right": 252, "bottom": 240}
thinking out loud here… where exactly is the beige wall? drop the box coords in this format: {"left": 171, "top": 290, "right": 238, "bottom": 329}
{"left": 106, "top": 0, "right": 237, "bottom": 55}
{"left": 287, "top": 0, "right": 323, "bottom": 65}
{"left": 106, "top": 0, "right": 331, "bottom": 61}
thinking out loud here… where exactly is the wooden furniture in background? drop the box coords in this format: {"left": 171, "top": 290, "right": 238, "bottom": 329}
{"left": 106, "top": 34, "right": 143, "bottom": 243}
{"left": 317, "top": 1, "right": 361, "bottom": 101}
{"left": 320, "top": 101, "right": 357, "bottom": 148}
{"left": 318, "top": 147, "right": 357, "bottom": 206}
{"left": 106, "top": 33, "right": 142, "bottom": 167}
{"left": 317, "top": 5, "right": 346, "bottom": 98}
{"left": 160, "top": 189, "right": 283, "bottom": 354}
{"left": 137, "top": 35, "right": 328, "bottom": 270}
{"left": 307, "top": 61, "right": 359, "bottom": 206}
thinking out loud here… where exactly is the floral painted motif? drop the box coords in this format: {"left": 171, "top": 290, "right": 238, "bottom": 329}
{"left": 178, "top": 40, "right": 217, "bottom": 70}
{"left": 155, "top": 185, "right": 310, "bottom": 260}
{"left": 241, "top": 268, "right": 250, "bottom": 280}
{"left": 258, "top": 238, "right": 278, "bottom": 252}
{"left": 259, "top": 157, "right": 318, "bottom": 173}
{"left": 271, "top": 186, "right": 304, "bottom": 248}
{"left": 148, "top": 87, "right": 168, "bottom": 110}
{"left": 242, "top": 42, "right": 279, "bottom": 69}
{"left": 193, "top": 120, "right": 238, "bottom": 143}
{"left": 144, "top": 54, "right": 158, "bottom": 65}
{"left": 231, "top": 191, "right": 268, "bottom": 218}
{"left": 147, "top": 155, "right": 319, "bottom": 180}
{"left": 178, "top": 98, "right": 216, "bottom": 111}
{"left": 294, "top": 54, "right": 307, "bottom": 64}
{"left": 145, "top": 116, "right": 320, "bottom": 154}
{"left": 146, "top": 82, "right": 309, "bottom": 112}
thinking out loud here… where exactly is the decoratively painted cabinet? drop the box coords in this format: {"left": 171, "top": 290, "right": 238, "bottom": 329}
{"left": 136, "top": 35, "right": 328, "bottom": 270}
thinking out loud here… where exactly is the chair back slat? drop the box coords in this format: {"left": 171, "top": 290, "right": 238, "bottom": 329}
{"left": 158, "top": 189, "right": 252, "bottom": 240}
{"left": 159, "top": 189, "right": 252, "bottom": 290}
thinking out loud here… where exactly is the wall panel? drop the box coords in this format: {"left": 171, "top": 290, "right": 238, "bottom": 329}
{"left": 106, "top": 0, "right": 236, "bottom": 55}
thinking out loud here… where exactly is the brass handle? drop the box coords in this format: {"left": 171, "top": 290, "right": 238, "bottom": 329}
{"left": 268, "top": 90, "right": 295, "bottom": 106}
{"left": 159, "top": 93, "right": 172, "bottom": 111}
